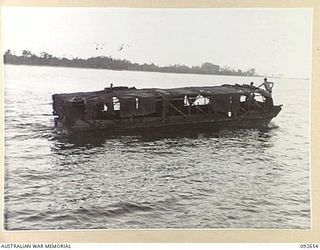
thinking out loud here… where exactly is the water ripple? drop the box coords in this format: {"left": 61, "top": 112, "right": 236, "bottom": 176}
{"left": 4, "top": 65, "right": 310, "bottom": 230}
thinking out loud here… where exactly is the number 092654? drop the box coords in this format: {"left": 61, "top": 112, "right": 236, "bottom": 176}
{"left": 300, "top": 244, "right": 319, "bottom": 248}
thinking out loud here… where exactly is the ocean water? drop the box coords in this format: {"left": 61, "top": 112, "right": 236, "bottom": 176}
{"left": 3, "top": 65, "right": 310, "bottom": 230}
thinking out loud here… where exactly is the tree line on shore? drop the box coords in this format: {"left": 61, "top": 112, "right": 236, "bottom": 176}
{"left": 3, "top": 50, "right": 256, "bottom": 76}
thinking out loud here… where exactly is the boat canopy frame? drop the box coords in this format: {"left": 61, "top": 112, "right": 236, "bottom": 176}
{"left": 52, "top": 84, "right": 273, "bottom": 122}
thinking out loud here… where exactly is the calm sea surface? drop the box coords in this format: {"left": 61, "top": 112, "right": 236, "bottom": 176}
{"left": 4, "top": 65, "right": 310, "bottom": 230}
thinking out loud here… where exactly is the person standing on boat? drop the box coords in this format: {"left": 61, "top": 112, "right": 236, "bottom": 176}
{"left": 258, "top": 78, "right": 274, "bottom": 95}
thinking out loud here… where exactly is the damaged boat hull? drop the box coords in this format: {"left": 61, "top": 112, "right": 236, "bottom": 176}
{"left": 54, "top": 108, "right": 281, "bottom": 135}
{"left": 52, "top": 84, "right": 282, "bottom": 135}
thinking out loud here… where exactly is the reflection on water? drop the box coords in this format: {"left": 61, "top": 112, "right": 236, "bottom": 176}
{"left": 52, "top": 127, "right": 275, "bottom": 151}
{"left": 4, "top": 65, "right": 310, "bottom": 230}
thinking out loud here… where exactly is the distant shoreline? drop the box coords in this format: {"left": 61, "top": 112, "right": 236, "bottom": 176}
{"left": 4, "top": 63, "right": 310, "bottom": 80}
{"left": 4, "top": 62, "right": 263, "bottom": 78}
{"left": 3, "top": 50, "right": 257, "bottom": 78}
{"left": 4, "top": 51, "right": 308, "bottom": 80}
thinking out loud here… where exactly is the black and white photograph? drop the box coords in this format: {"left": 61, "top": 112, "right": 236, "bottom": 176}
{"left": 2, "top": 7, "right": 312, "bottom": 231}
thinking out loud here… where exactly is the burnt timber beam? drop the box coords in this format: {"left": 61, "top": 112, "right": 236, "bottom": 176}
{"left": 169, "top": 103, "right": 188, "bottom": 118}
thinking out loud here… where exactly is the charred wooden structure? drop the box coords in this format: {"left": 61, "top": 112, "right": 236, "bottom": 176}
{"left": 52, "top": 84, "right": 282, "bottom": 134}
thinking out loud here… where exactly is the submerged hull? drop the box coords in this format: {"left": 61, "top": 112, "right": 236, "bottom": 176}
{"left": 54, "top": 106, "right": 282, "bottom": 135}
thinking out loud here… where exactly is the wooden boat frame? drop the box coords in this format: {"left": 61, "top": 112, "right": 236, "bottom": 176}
{"left": 52, "top": 83, "right": 282, "bottom": 134}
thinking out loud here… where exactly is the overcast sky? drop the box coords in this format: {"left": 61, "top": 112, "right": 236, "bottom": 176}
{"left": 1, "top": 7, "right": 313, "bottom": 78}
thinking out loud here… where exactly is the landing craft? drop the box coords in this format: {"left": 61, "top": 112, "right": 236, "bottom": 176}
{"left": 52, "top": 82, "right": 282, "bottom": 135}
